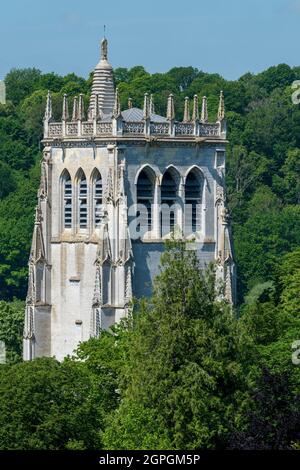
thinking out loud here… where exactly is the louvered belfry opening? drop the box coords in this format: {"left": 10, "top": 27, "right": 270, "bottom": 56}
{"left": 78, "top": 174, "right": 88, "bottom": 229}
{"left": 185, "top": 170, "right": 202, "bottom": 233}
{"left": 94, "top": 172, "right": 103, "bottom": 228}
{"left": 161, "top": 170, "right": 177, "bottom": 237}
{"left": 63, "top": 172, "right": 72, "bottom": 229}
{"left": 137, "top": 169, "right": 154, "bottom": 234}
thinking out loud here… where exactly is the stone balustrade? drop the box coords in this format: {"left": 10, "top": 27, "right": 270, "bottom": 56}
{"left": 45, "top": 119, "right": 222, "bottom": 139}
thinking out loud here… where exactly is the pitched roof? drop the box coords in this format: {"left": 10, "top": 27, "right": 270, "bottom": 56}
{"left": 121, "top": 107, "right": 167, "bottom": 122}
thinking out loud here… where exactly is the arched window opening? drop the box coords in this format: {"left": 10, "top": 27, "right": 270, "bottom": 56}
{"left": 63, "top": 173, "right": 72, "bottom": 229}
{"left": 136, "top": 169, "right": 154, "bottom": 234}
{"left": 94, "top": 173, "right": 103, "bottom": 228}
{"left": 78, "top": 175, "right": 88, "bottom": 229}
{"left": 161, "top": 170, "right": 178, "bottom": 237}
{"left": 185, "top": 170, "right": 202, "bottom": 233}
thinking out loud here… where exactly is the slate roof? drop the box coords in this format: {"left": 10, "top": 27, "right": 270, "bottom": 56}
{"left": 121, "top": 107, "right": 167, "bottom": 123}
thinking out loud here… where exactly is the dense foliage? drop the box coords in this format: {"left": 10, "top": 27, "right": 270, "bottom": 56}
{"left": 0, "top": 299, "right": 24, "bottom": 363}
{"left": 0, "top": 241, "right": 299, "bottom": 449}
{"left": 0, "top": 62, "right": 300, "bottom": 449}
{"left": 1, "top": 63, "right": 300, "bottom": 301}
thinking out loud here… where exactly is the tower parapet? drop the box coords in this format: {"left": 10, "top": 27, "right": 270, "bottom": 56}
{"left": 44, "top": 91, "right": 226, "bottom": 141}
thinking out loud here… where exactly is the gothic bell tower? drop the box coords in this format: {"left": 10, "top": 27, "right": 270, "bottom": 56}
{"left": 24, "top": 38, "right": 235, "bottom": 361}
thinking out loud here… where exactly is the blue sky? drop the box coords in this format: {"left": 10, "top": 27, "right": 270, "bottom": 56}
{"left": 0, "top": 0, "right": 299, "bottom": 80}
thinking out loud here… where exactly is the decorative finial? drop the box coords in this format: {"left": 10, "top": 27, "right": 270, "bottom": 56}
{"left": 101, "top": 37, "right": 108, "bottom": 61}
{"left": 217, "top": 90, "right": 225, "bottom": 121}
{"left": 34, "top": 204, "right": 42, "bottom": 225}
{"left": 62, "top": 94, "right": 69, "bottom": 121}
{"left": 112, "top": 88, "right": 121, "bottom": 118}
{"left": 200, "top": 96, "right": 208, "bottom": 123}
{"left": 78, "top": 93, "right": 85, "bottom": 120}
{"left": 92, "top": 266, "right": 102, "bottom": 307}
{"left": 44, "top": 90, "right": 52, "bottom": 121}
{"left": 72, "top": 96, "right": 78, "bottom": 121}
{"left": 192, "top": 94, "right": 199, "bottom": 122}
{"left": 183, "top": 96, "right": 190, "bottom": 122}
{"left": 150, "top": 94, "right": 155, "bottom": 114}
{"left": 128, "top": 97, "right": 133, "bottom": 109}
{"left": 125, "top": 266, "right": 133, "bottom": 304}
{"left": 167, "top": 94, "right": 175, "bottom": 120}
{"left": 143, "top": 93, "right": 150, "bottom": 120}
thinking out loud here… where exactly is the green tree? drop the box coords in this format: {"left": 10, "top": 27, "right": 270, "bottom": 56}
{"left": 0, "top": 300, "right": 24, "bottom": 363}
{"left": 167, "top": 67, "right": 199, "bottom": 91}
{"left": 0, "top": 161, "right": 16, "bottom": 198}
{"left": 0, "top": 358, "right": 104, "bottom": 450}
{"left": 5, "top": 68, "right": 42, "bottom": 105}
{"left": 233, "top": 186, "right": 300, "bottom": 298}
{"left": 280, "top": 148, "right": 300, "bottom": 204}
{"left": 0, "top": 164, "right": 40, "bottom": 299}
{"left": 103, "top": 241, "right": 252, "bottom": 450}
{"left": 229, "top": 367, "right": 300, "bottom": 449}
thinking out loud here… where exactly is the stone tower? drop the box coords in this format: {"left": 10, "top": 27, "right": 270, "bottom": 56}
{"left": 23, "top": 39, "right": 235, "bottom": 361}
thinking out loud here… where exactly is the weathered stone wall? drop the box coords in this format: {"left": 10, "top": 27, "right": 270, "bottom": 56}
{"left": 28, "top": 139, "right": 228, "bottom": 360}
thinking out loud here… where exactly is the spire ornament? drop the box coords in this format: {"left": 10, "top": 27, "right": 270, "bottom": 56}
{"left": 192, "top": 94, "right": 199, "bottom": 122}
{"left": 29, "top": 203, "right": 45, "bottom": 264}
{"left": 101, "top": 37, "right": 108, "bottom": 60}
{"left": 200, "top": 96, "right": 208, "bottom": 123}
{"left": 24, "top": 303, "right": 35, "bottom": 340}
{"left": 95, "top": 223, "right": 112, "bottom": 265}
{"left": 92, "top": 265, "right": 102, "bottom": 307}
{"left": 167, "top": 94, "right": 175, "bottom": 120}
{"left": 125, "top": 265, "right": 133, "bottom": 305}
{"left": 128, "top": 97, "right": 133, "bottom": 109}
{"left": 112, "top": 88, "right": 121, "bottom": 118}
{"left": 38, "top": 159, "right": 48, "bottom": 200}
{"left": 44, "top": 90, "right": 52, "bottom": 121}
{"left": 105, "top": 168, "right": 114, "bottom": 203}
{"left": 72, "top": 96, "right": 78, "bottom": 121}
{"left": 143, "top": 93, "right": 150, "bottom": 120}
{"left": 78, "top": 94, "right": 84, "bottom": 120}
{"left": 117, "top": 162, "right": 125, "bottom": 200}
{"left": 150, "top": 94, "right": 155, "bottom": 114}
{"left": 88, "top": 33, "right": 114, "bottom": 118}
{"left": 183, "top": 96, "right": 190, "bottom": 122}
{"left": 217, "top": 90, "right": 225, "bottom": 121}
{"left": 62, "top": 94, "right": 69, "bottom": 121}
{"left": 90, "top": 264, "right": 102, "bottom": 338}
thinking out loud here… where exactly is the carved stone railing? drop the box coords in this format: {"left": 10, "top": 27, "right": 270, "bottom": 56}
{"left": 199, "top": 123, "right": 220, "bottom": 136}
{"left": 49, "top": 123, "right": 63, "bottom": 137}
{"left": 175, "top": 123, "right": 194, "bottom": 135}
{"left": 150, "top": 123, "right": 169, "bottom": 135}
{"left": 97, "top": 122, "right": 112, "bottom": 134}
{"left": 46, "top": 120, "right": 222, "bottom": 139}
{"left": 123, "top": 122, "right": 144, "bottom": 134}
{"left": 66, "top": 122, "right": 78, "bottom": 135}
{"left": 82, "top": 122, "right": 93, "bottom": 135}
